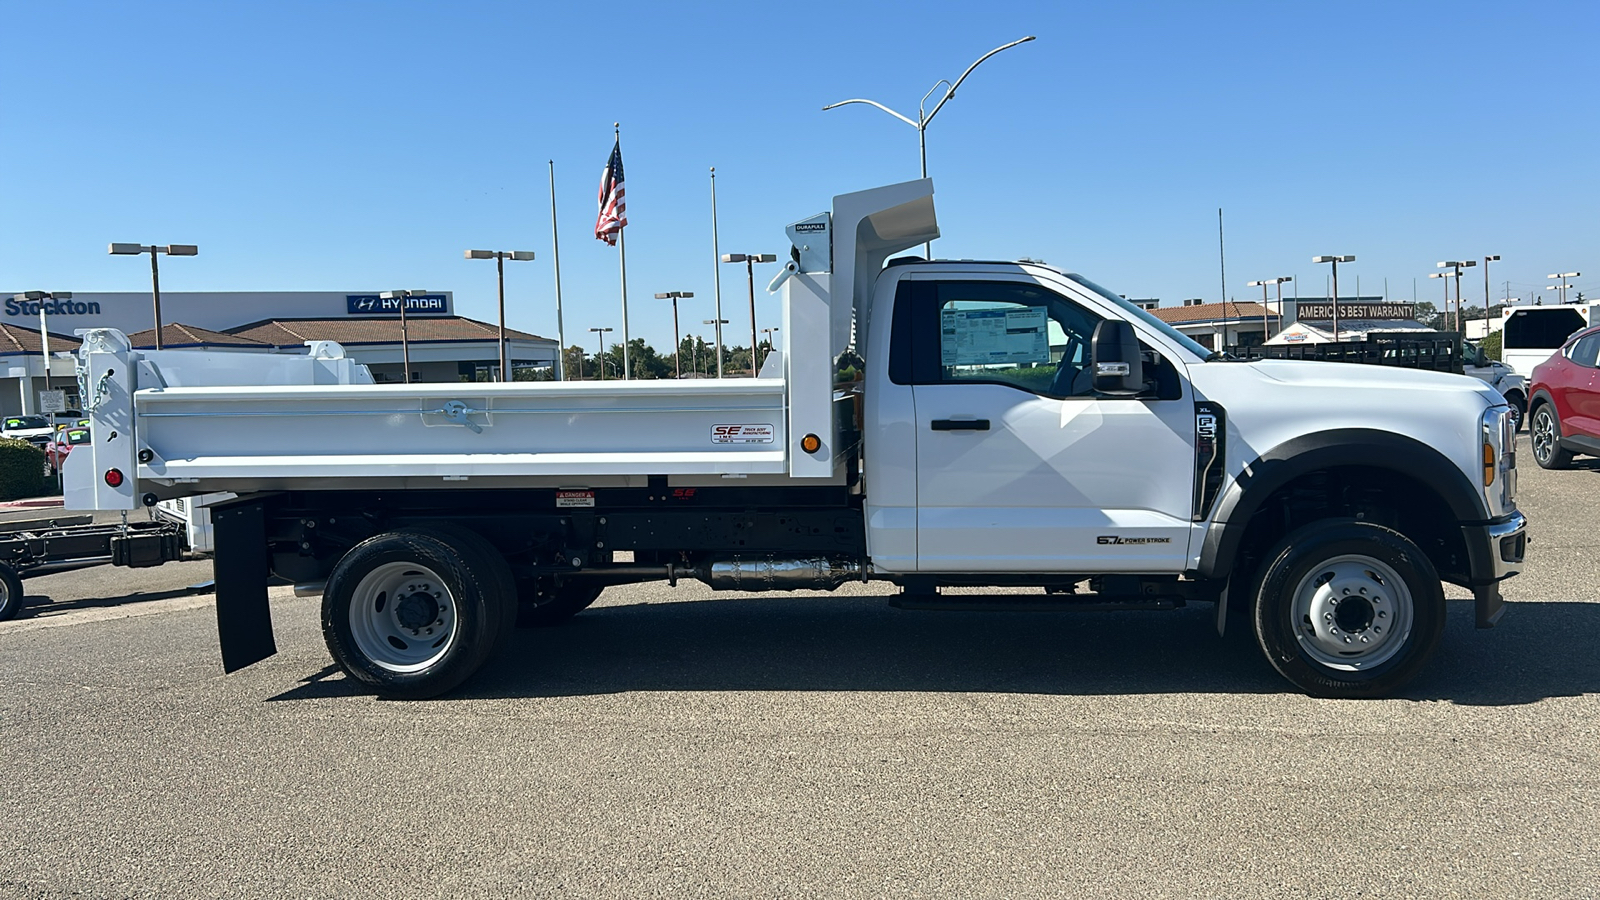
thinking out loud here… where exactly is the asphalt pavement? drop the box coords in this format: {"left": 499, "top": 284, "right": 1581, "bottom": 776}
{"left": 2, "top": 437, "right": 1596, "bottom": 899}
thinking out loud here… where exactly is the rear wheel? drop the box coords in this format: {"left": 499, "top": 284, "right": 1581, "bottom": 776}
{"left": 1253, "top": 519, "right": 1444, "bottom": 698}
{"left": 1530, "top": 404, "right": 1574, "bottom": 469}
{"left": 0, "top": 564, "right": 25, "bottom": 621}
{"left": 1506, "top": 393, "right": 1526, "bottom": 434}
{"left": 322, "top": 526, "right": 514, "bottom": 699}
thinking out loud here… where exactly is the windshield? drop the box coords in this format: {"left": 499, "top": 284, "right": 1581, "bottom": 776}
{"left": 4, "top": 416, "right": 48, "bottom": 430}
{"left": 1065, "top": 274, "right": 1213, "bottom": 359}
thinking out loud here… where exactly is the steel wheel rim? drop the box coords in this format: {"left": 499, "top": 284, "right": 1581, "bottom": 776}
{"left": 1531, "top": 409, "right": 1556, "bottom": 463}
{"left": 1291, "top": 554, "right": 1414, "bottom": 671}
{"left": 347, "top": 561, "right": 457, "bottom": 673}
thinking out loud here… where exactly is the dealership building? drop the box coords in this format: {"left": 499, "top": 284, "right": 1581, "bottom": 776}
{"left": 0, "top": 291, "right": 558, "bottom": 416}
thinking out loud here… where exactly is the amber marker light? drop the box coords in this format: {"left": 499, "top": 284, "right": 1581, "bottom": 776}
{"left": 801, "top": 434, "right": 822, "bottom": 453}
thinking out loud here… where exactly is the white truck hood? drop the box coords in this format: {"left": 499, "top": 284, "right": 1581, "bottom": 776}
{"left": 1188, "top": 359, "right": 1503, "bottom": 496}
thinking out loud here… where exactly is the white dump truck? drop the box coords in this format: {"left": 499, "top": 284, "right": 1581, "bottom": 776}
{"left": 64, "top": 179, "right": 1526, "bottom": 700}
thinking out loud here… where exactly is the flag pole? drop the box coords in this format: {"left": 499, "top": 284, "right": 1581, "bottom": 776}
{"left": 710, "top": 166, "right": 724, "bottom": 378}
{"left": 549, "top": 160, "right": 566, "bottom": 380}
{"left": 616, "top": 122, "right": 631, "bottom": 380}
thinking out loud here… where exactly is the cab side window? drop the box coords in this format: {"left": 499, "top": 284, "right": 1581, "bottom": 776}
{"left": 931, "top": 281, "right": 1104, "bottom": 398}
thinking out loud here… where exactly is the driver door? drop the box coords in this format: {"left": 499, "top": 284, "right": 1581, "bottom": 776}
{"left": 906, "top": 277, "right": 1196, "bottom": 573}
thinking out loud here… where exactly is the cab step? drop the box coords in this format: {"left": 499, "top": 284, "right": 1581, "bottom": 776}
{"left": 889, "top": 594, "right": 1182, "bottom": 612}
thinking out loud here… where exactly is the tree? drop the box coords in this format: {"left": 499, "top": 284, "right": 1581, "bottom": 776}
{"left": 1413, "top": 301, "right": 1441, "bottom": 328}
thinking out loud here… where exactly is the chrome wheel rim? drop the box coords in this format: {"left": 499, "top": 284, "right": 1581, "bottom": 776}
{"left": 1531, "top": 409, "right": 1556, "bottom": 464}
{"left": 348, "top": 562, "right": 457, "bottom": 673}
{"left": 1291, "top": 554, "right": 1413, "bottom": 671}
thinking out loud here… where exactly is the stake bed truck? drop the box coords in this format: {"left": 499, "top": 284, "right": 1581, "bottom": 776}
{"left": 65, "top": 180, "right": 1527, "bottom": 699}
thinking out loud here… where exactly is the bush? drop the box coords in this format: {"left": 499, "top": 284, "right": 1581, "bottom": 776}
{"left": 0, "top": 437, "right": 47, "bottom": 501}
{"left": 1478, "top": 330, "right": 1502, "bottom": 361}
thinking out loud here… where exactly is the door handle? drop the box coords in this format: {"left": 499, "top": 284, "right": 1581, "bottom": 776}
{"left": 931, "top": 418, "right": 990, "bottom": 431}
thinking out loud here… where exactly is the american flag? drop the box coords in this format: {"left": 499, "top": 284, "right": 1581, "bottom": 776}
{"left": 594, "top": 139, "right": 627, "bottom": 245}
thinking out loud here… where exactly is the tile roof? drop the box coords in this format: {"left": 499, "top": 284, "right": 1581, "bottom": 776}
{"left": 1150, "top": 301, "right": 1270, "bottom": 324}
{"left": 225, "top": 316, "right": 550, "bottom": 347}
{"left": 0, "top": 323, "right": 83, "bottom": 355}
{"left": 127, "top": 323, "right": 273, "bottom": 349}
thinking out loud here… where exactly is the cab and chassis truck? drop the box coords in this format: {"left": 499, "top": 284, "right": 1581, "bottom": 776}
{"left": 64, "top": 179, "right": 1528, "bottom": 699}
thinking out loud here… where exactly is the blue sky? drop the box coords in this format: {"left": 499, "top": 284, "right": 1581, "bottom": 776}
{"left": 3, "top": 0, "right": 1597, "bottom": 351}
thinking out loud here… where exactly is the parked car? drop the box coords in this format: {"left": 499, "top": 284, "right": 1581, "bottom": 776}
{"left": 46, "top": 426, "right": 91, "bottom": 473}
{"left": 48, "top": 409, "right": 85, "bottom": 428}
{"left": 1464, "top": 341, "right": 1528, "bottom": 432}
{"left": 1528, "top": 323, "right": 1600, "bottom": 469}
{"left": 2, "top": 415, "right": 57, "bottom": 447}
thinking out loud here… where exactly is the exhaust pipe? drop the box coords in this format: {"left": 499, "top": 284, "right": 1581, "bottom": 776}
{"left": 691, "top": 556, "right": 862, "bottom": 592}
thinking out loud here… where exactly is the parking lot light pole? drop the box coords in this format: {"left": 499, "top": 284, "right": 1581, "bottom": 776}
{"left": 465, "top": 250, "right": 535, "bottom": 382}
{"left": 1247, "top": 277, "right": 1291, "bottom": 342}
{"left": 379, "top": 290, "right": 431, "bottom": 383}
{"left": 760, "top": 326, "right": 780, "bottom": 371}
{"left": 1437, "top": 260, "right": 1475, "bottom": 333}
{"left": 1313, "top": 256, "right": 1354, "bottom": 340}
{"left": 109, "top": 243, "right": 197, "bottom": 350}
{"left": 14, "top": 292, "right": 71, "bottom": 402}
{"left": 653, "top": 291, "right": 694, "bottom": 378}
{"left": 1547, "top": 271, "right": 1581, "bottom": 305}
{"left": 1428, "top": 272, "right": 1451, "bottom": 327}
{"left": 721, "top": 254, "right": 777, "bottom": 376}
{"left": 1484, "top": 255, "right": 1500, "bottom": 312}
{"left": 588, "top": 326, "right": 613, "bottom": 381}
{"left": 703, "top": 318, "right": 729, "bottom": 377}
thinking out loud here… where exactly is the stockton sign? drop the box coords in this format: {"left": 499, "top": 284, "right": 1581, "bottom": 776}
{"left": 1298, "top": 302, "right": 1414, "bottom": 321}
{"left": 5, "top": 296, "right": 102, "bottom": 317}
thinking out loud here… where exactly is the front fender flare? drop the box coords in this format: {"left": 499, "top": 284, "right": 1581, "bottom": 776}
{"left": 1198, "top": 428, "right": 1488, "bottom": 582}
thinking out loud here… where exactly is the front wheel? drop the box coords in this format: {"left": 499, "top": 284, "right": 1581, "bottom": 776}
{"left": 1252, "top": 519, "right": 1444, "bottom": 698}
{"left": 1530, "top": 404, "right": 1574, "bottom": 469}
{"left": 1506, "top": 394, "right": 1526, "bottom": 434}
{"left": 322, "top": 527, "right": 514, "bottom": 699}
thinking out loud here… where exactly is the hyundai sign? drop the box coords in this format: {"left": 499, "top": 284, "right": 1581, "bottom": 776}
{"left": 346, "top": 294, "right": 450, "bottom": 316}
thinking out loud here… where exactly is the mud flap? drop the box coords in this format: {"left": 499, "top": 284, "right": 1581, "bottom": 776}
{"left": 212, "top": 496, "right": 277, "bottom": 672}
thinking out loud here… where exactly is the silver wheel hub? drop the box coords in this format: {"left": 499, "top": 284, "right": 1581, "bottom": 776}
{"left": 348, "top": 562, "right": 457, "bottom": 673}
{"left": 1292, "top": 554, "right": 1413, "bottom": 671}
{"left": 1532, "top": 411, "right": 1556, "bottom": 462}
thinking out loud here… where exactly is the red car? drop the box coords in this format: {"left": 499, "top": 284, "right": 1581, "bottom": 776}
{"left": 45, "top": 426, "right": 91, "bottom": 473}
{"left": 1528, "top": 323, "right": 1600, "bottom": 469}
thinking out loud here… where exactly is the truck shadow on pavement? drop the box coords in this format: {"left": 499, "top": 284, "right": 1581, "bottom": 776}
{"left": 273, "top": 595, "right": 1600, "bottom": 705}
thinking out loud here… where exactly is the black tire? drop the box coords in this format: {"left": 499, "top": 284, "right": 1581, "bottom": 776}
{"left": 1252, "top": 519, "right": 1445, "bottom": 699}
{"left": 516, "top": 578, "right": 604, "bottom": 627}
{"left": 0, "top": 564, "right": 25, "bottom": 622}
{"left": 1506, "top": 393, "right": 1527, "bottom": 434}
{"left": 1530, "top": 403, "right": 1574, "bottom": 470}
{"left": 321, "top": 526, "right": 514, "bottom": 699}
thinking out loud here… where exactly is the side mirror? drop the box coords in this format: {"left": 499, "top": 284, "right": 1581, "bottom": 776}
{"left": 1090, "top": 319, "right": 1144, "bottom": 396}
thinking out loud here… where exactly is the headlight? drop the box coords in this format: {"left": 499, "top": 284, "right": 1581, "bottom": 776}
{"left": 1480, "top": 406, "right": 1516, "bottom": 517}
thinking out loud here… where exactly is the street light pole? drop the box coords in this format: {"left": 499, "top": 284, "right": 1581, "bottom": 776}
{"left": 721, "top": 253, "right": 777, "bottom": 376}
{"left": 823, "top": 35, "right": 1036, "bottom": 258}
{"left": 588, "top": 326, "right": 614, "bottom": 381}
{"left": 108, "top": 243, "right": 198, "bottom": 350}
{"left": 1437, "top": 260, "right": 1476, "bottom": 333}
{"left": 703, "top": 318, "right": 728, "bottom": 376}
{"left": 654, "top": 291, "right": 694, "bottom": 378}
{"left": 465, "top": 249, "right": 535, "bottom": 381}
{"left": 1313, "top": 256, "right": 1354, "bottom": 341}
{"left": 1429, "top": 272, "right": 1450, "bottom": 328}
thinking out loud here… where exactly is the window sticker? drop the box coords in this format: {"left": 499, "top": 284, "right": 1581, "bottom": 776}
{"left": 940, "top": 306, "right": 1051, "bottom": 367}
